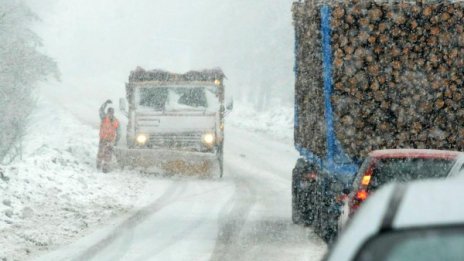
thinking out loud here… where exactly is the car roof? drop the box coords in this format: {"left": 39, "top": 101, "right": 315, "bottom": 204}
{"left": 368, "top": 149, "right": 463, "bottom": 160}
{"left": 394, "top": 178, "right": 464, "bottom": 228}
{"left": 327, "top": 178, "right": 464, "bottom": 261}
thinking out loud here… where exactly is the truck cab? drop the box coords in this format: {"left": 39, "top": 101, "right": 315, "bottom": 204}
{"left": 116, "top": 68, "right": 230, "bottom": 177}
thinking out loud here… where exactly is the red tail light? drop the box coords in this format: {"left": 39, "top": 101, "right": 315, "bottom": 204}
{"left": 356, "top": 190, "right": 368, "bottom": 201}
{"left": 350, "top": 165, "right": 375, "bottom": 216}
{"left": 356, "top": 167, "right": 373, "bottom": 201}
{"left": 303, "top": 172, "right": 317, "bottom": 181}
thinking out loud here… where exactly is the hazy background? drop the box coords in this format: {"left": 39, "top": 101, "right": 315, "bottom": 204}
{"left": 27, "top": 0, "right": 295, "bottom": 124}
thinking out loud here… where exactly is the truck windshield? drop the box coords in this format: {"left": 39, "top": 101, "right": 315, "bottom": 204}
{"left": 138, "top": 87, "right": 218, "bottom": 112}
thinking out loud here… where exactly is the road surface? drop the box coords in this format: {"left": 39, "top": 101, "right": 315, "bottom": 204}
{"left": 36, "top": 127, "right": 326, "bottom": 261}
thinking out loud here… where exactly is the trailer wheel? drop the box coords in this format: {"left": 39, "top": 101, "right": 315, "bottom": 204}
{"left": 313, "top": 182, "right": 324, "bottom": 235}
{"left": 292, "top": 159, "right": 306, "bottom": 224}
{"left": 303, "top": 184, "right": 315, "bottom": 226}
{"left": 292, "top": 183, "right": 303, "bottom": 224}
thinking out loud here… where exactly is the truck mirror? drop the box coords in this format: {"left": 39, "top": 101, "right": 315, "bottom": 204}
{"left": 226, "top": 100, "right": 234, "bottom": 111}
{"left": 119, "top": 98, "right": 127, "bottom": 115}
{"left": 342, "top": 188, "right": 351, "bottom": 195}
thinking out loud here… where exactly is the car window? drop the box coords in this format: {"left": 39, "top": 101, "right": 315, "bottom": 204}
{"left": 355, "top": 226, "right": 464, "bottom": 261}
{"left": 368, "top": 158, "right": 455, "bottom": 190}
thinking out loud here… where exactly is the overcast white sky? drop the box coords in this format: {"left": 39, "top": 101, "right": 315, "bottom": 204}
{"left": 27, "top": 0, "right": 294, "bottom": 123}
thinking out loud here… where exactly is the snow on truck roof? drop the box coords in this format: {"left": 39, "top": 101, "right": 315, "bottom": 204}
{"left": 368, "top": 149, "right": 463, "bottom": 160}
{"left": 128, "top": 67, "right": 225, "bottom": 83}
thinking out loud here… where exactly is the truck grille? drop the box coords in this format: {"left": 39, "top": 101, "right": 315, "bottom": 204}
{"left": 148, "top": 132, "right": 204, "bottom": 151}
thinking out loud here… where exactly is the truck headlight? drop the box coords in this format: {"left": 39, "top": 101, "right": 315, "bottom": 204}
{"left": 136, "top": 134, "right": 148, "bottom": 145}
{"left": 202, "top": 133, "right": 215, "bottom": 145}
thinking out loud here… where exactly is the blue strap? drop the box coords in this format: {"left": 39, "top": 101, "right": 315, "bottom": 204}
{"left": 321, "top": 5, "right": 335, "bottom": 168}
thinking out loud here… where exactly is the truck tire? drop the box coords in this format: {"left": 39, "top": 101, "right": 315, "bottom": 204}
{"left": 322, "top": 206, "right": 339, "bottom": 244}
{"left": 292, "top": 178, "right": 303, "bottom": 224}
{"left": 292, "top": 159, "right": 306, "bottom": 224}
{"left": 218, "top": 144, "right": 224, "bottom": 178}
{"left": 313, "top": 190, "right": 322, "bottom": 233}
{"left": 313, "top": 180, "right": 325, "bottom": 235}
{"left": 303, "top": 184, "right": 315, "bottom": 226}
{"left": 219, "top": 156, "right": 224, "bottom": 178}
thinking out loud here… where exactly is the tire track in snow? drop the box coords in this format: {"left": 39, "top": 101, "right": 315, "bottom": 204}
{"left": 208, "top": 127, "right": 325, "bottom": 261}
{"left": 133, "top": 216, "right": 205, "bottom": 261}
{"left": 209, "top": 172, "right": 257, "bottom": 261}
{"left": 73, "top": 181, "right": 187, "bottom": 261}
{"left": 132, "top": 181, "right": 230, "bottom": 261}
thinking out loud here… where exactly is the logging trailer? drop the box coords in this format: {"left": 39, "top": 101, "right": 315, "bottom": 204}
{"left": 291, "top": 0, "right": 464, "bottom": 243}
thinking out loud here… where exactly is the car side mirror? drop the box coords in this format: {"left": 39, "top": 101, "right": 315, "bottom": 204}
{"left": 119, "top": 98, "right": 128, "bottom": 117}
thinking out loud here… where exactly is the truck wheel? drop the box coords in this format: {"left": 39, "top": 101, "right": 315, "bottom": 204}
{"left": 319, "top": 205, "right": 331, "bottom": 243}
{"left": 292, "top": 169, "right": 303, "bottom": 224}
{"left": 313, "top": 185, "right": 324, "bottom": 234}
{"left": 292, "top": 188, "right": 301, "bottom": 224}
{"left": 292, "top": 158, "right": 309, "bottom": 224}
{"left": 324, "top": 211, "right": 338, "bottom": 244}
{"left": 303, "top": 185, "right": 315, "bottom": 226}
{"left": 218, "top": 145, "right": 224, "bottom": 178}
{"left": 219, "top": 158, "right": 224, "bottom": 178}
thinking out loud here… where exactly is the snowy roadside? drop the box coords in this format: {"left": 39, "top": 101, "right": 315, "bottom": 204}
{"left": 0, "top": 99, "right": 298, "bottom": 260}
{"left": 228, "top": 102, "right": 294, "bottom": 142}
{"left": 0, "top": 98, "right": 170, "bottom": 261}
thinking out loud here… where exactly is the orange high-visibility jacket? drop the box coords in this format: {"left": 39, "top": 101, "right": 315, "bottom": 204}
{"left": 99, "top": 116, "right": 120, "bottom": 141}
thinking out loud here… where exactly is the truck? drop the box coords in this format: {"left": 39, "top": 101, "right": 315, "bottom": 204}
{"left": 291, "top": 0, "right": 464, "bottom": 243}
{"left": 115, "top": 67, "right": 232, "bottom": 177}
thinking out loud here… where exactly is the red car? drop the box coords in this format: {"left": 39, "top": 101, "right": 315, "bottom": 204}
{"left": 340, "top": 149, "right": 464, "bottom": 226}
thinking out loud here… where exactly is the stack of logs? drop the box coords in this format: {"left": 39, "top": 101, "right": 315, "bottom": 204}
{"left": 129, "top": 67, "right": 225, "bottom": 83}
{"left": 294, "top": 0, "right": 464, "bottom": 159}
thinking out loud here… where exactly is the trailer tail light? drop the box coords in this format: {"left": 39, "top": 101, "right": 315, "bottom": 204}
{"left": 303, "top": 172, "right": 317, "bottom": 181}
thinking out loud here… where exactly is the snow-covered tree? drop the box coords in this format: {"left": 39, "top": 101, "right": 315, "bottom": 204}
{"left": 0, "top": 0, "right": 58, "bottom": 163}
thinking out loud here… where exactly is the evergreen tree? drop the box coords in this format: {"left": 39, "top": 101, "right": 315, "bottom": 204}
{"left": 0, "top": 0, "right": 58, "bottom": 163}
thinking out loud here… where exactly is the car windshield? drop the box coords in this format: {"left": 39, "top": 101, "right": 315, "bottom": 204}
{"left": 137, "top": 87, "right": 218, "bottom": 112}
{"left": 368, "top": 158, "right": 455, "bottom": 190}
{"left": 355, "top": 226, "right": 464, "bottom": 261}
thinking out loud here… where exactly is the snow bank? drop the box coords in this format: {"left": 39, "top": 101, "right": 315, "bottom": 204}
{"left": 228, "top": 102, "right": 294, "bottom": 142}
{"left": 0, "top": 98, "right": 156, "bottom": 260}
{"left": 0, "top": 97, "right": 298, "bottom": 260}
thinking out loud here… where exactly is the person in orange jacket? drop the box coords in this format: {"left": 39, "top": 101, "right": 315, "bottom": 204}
{"left": 96, "top": 100, "right": 120, "bottom": 172}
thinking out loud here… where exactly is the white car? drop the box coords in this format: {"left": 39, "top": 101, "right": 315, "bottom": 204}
{"left": 326, "top": 178, "right": 464, "bottom": 261}
{"left": 448, "top": 153, "right": 464, "bottom": 177}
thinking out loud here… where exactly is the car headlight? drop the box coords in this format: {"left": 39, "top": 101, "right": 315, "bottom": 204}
{"left": 136, "top": 134, "right": 148, "bottom": 145}
{"left": 202, "top": 133, "right": 215, "bottom": 145}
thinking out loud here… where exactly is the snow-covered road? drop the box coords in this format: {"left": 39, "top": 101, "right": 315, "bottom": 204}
{"left": 35, "top": 126, "right": 326, "bottom": 261}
